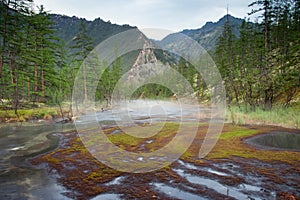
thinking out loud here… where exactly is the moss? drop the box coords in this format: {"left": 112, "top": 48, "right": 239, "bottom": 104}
{"left": 162, "top": 165, "right": 171, "bottom": 170}
{"left": 86, "top": 172, "right": 103, "bottom": 181}
{"left": 171, "top": 124, "right": 300, "bottom": 165}
{"left": 56, "top": 124, "right": 300, "bottom": 166}
{"left": 205, "top": 125, "right": 300, "bottom": 165}
{"left": 219, "top": 127, "right": 257, "bottom": 139}
{"left": 106, "top": 122, "right": 180, "bottom": 152}
{"left": 42, "top": 153, "right": 61, "bottom": 165}
{"left": 31, "top": 124, "right": 300, "bottom": 199}
{"left": 108, "top": 132, "right": 142, "bottom": 147}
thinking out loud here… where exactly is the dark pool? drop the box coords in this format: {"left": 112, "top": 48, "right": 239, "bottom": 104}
{"left": 246, "top": 132, "right": 300, "bottom": 151}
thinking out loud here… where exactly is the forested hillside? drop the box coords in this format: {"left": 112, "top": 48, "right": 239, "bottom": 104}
{"left": 158, "top": 15, "right": 243, "bottom": 52}
{"left": 0, "top": 0, "right": 299, "bottom": 122}
{"left": 0, "top": 0, "right": 135, "bottom": 118}
{"left": 182, "top": 14, "right": 243, "bottom": 51}
{"left": 50, "top": 14, "right": 134, "bottom": 46}
{"left": 215, "top": 0, "right": 300, "bottom": 110}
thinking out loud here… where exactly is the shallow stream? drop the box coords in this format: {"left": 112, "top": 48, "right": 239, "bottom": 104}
{"left": 0, "top": 100, "right": 299, "bottom": 199}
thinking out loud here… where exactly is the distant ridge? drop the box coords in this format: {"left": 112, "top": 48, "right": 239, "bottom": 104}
{"left": 50, "top": 14, "right": 136, "bottom": 46}
{"left": 50, "top": 14, "right": 244, "bottom": 69}
{"left": 159, "top": 14, "right": 243, "bottom": 51}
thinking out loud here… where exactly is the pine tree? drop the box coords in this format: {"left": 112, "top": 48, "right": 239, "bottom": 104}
{"left": 215, "top": 14, "right": 238, "bottom": 105}
{"left": 28, "top": 5, "right": 57, "bottom": 103}
{"left": 0, "top": 0, "right": 57, "bottom": 112}
{"left": 249, "top": 0, "right": 276, "bottom": 110}
{"left": 5, "top": 0, "right": 33, "bottom": 114}
{"left": 71, "top": 21, "right": 93, "bottom": 103}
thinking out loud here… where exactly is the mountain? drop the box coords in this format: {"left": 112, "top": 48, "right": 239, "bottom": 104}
{"left": 50, "top": 14, "right": 175, "bottom": 71}
{"left": 159, "top": 14, "right": 243, "bottom": 52}
{"left": 50, "top": 14, "right": 135, "bottom": 46}
{"left": 51, "top": 14, "right": 243, "bottom": 53}
{"left": 50, "top": 14, "right": 243, "bottom": 67}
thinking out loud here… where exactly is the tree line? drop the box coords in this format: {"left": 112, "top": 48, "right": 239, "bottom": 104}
{"left": 0, "top": 0, "right": 299, "bottom": 118}
{"left": 0, "top": 0, "right": 198, "bottom": 116}
{"left": 0, "top": 0, "right": 124, "bottom": 118}
{"left": 0, "top": 0, "right": 58, "bottom": 116}
{"left": 215, "top": 0, "right": 300, "bottom": 110}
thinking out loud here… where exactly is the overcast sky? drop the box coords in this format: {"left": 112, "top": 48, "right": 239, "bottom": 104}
{"left": 34, "top": 0, "right": 255, "bottom": 36}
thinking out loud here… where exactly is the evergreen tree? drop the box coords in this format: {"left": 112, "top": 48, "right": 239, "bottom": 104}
{"left": 215, "top": 14, "right": 238, "bottom": 104}
{"left": 215, "top": 0, "right": 299, "bottom": 109}
{"left": 70, "top": 21, "right": 93, "bottom": 103}
{"left": 0, "top": 0, "right": 57, "bottom": 113}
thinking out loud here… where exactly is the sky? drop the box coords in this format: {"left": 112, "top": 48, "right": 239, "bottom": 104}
{"left": 34, "top": 0, "right": 256, "bottom": 39}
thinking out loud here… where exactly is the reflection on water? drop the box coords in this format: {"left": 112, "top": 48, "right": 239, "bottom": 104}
{"left": 173, "top": 169, "right": 264, "bottom": 200}
{"left": 152, "top": 182, "right": 207, "bottom": 200}
{"left": 91, "top": 193, "right": 122, "bottom": 200}
{"left": 0, "top": 123, "right": 74, "bottom": 199}
{"left": 246, "top": 132, "right": 300, "bottom": 151}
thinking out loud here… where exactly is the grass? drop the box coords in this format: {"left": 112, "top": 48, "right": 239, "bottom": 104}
{"left": 0, "top": 102, "right": 75, "bottom": 122}
{"left": 205, "top": 125, "right": 300, "bottom": 165}
{"left": 0, "top": 107, "right": 60, "bottom": 122}
{"left": 227, "top": 103, "right": 300, "bottom": 129}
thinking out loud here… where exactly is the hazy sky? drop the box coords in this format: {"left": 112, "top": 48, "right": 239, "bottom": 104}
{"left": 34, "top": 0, "right": 255, "bottom": 32}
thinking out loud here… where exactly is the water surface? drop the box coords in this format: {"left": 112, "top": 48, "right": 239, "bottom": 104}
{"left": 0, "top": 123, "right": 74, "bottom": 199}
{"left": 246, "top": 132, "right": 300, "bottom": 151}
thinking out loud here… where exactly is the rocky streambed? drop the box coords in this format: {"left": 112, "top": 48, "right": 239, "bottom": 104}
{"left": 1, "top": 101, "right": 299, "bottom": 200}
{"left": 28, "top": 124, "right": 300, "bottom": 200}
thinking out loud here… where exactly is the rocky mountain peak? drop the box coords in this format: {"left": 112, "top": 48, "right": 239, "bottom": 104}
{"left": 132, "top": 33, "right": 158, "bottom": 67}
